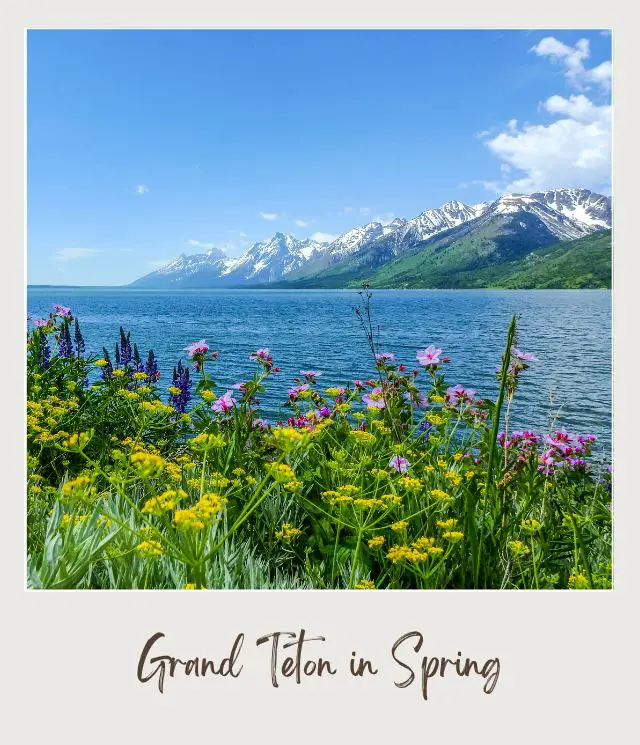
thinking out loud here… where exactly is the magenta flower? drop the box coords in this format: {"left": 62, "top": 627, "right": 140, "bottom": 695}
{"left": 300, "top": 370, "right": 322, "bottom": 379}
{"left": 251, "top": 348, "right": 271, "bottom": 360}
{"left": 231, "top": 382, "right": 247, "bottom": 391}
{"left": 445, "top": 384, "right": 476, "bottom": 406}
{"left": 362, "top": 387, "right": 386, "bottom": 409}
{"left": 375, "top": 352, "right": 396, "bottom": 363}
{"left": 184, "top": 339, "right": 209, "bottom": 358}
{"left": 353, "top": 379, "right": 365, "bottom": 389}
{"left": 32, "top": 319, "right": 49, "bottom": 328}
{"left": 288, "top": 384, "right": 310, "bottom": 398}
{"left": 389, "top": 455, "right": 410, "bottom": 473}
{"left": 211, "top": 390, "right": 236, "bottom": 413}
{"left": 53, "top": 304, "right": 72, "bottom": 318}
{"left": 416, "top": 345, "right": 443, "bottom": 366}
{"left": 513, "top": 347, "right": 539, "bottom": 362}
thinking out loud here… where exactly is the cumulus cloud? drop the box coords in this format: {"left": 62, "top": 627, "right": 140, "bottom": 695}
{"left": 530, "top": 36, "right": 612, "bottom": 91}
{"left": 54, "top": 247, "right": 101, "bottom": 262}
{"left": 478, "top": 37, "right": 611, "bottom": 194}
{"left": 484, "top": 95, "right": 611, "bottom": 193}
{"left": 135, "top": 184, "right": 150, "bottom": 195}
{"left": 259, "top": 212, "right": 280, "bottom": 221}
{"left": 310, "top": 232, "right": 338, "bottom": 244}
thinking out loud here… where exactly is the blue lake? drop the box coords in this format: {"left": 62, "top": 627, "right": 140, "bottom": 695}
{"left": 27, "top": 287, "right": 612, "bottom": 457}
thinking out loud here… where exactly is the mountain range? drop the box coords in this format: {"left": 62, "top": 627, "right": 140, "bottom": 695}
{"left": 129, "top": 188, "right": 612, "bottom": 290}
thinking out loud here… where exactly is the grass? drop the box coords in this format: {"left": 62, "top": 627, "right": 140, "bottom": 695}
{"left": 26, "top": 291, "right": 612, "bottom": 590}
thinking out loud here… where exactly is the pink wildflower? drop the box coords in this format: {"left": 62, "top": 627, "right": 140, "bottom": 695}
{"left": 389, "top": 455, "right": 410, "bottom": 473}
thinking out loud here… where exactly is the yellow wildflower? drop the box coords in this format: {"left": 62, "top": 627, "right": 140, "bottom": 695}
{"left": 112, "top": 369, "right": 125, "bottom": 378}
{"left": 370, "top": 468, "right": 390, "bottom": 480}
{"left": 267, "top": 462, "right": 297, "bottom": 483}
{"left": 508, "top": 540, "right": 531, "bottom": 557}
{"left": 130, "top": 451, "right": 165, "bottom": 477}
{"left": 355, "top": 580, "right": 376, "bottom": 590}
{"left": 391, "top": 520, "right": 408, "bottom": 532}
{"left": 442, "top": 531, "right": 464, "bottom": 543}
{"left": 95, "top": 359, "right": 109, "bottom": 368}
{"left": 568, "top": 572, "right": 590, "bottom": 589}
{"left": 521, "top": 518, "right": 543, "bottom": 534}
{"left": 133, "top": 371, "right": 148, "bottom": 381}
{"left": 200, "top": 389, "right": 215, "bottom": 402}
{"left": 399, "top": 476, "right": 423, "bottom": 492}
{"left": 135, "top": 540, "right": 163, "bottom": 558}
{"left": 275, "top": 523, "right": 303, "bottom": 543}
{"left": 367, "top": 536, "right": 385, "bottom": 549}
{"left": 349, "top": 429, "right": 376, "bottom": 444}
{"left": 436, "top": 518, "right": 458, "bottom": 529}
{"left": 141, "top": 489, "right": 187, "bottom": 515}
{"left": 431, "top": 489, "right": 453, "bottom": 502}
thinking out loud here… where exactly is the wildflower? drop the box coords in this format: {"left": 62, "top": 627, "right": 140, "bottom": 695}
{"left": 355, "top": 580, "right": 376, "bottom": 590}
{"left": 184, "top": 584, "right": 198, "bottom": 590}
{"left": 398, "top": 476, "right": 423, "bottom": 492}
{"left": 288, "top": 384, "right": 310, "bottom": 399}
{"left": 267, "top": 462, "right": 297, "bottom": 483}
{"left": 32, "top": 318, "right": 50, "bottom": 328}
{"left": 508, "top": 540, "right": 531, "bottom": 557}
{"left": 362, "top": 387, "right": 386, "bottom": 409}
{"left": 184, "top": 338, "right": 209, "bottom": 359}
{"left": 442, "top": 531, "right": 464, "bottom": 542}
{"left": 145, "top": 349, "right": 160, "bottom": 382}
{"left": 353, "top": 498, "right": 385, "bottom": 509}
{"left": 200, "top": 389, "right": 215, "bottom": 402}
{"left": 170, "top": 361, "right": 192, "bottom": 414}
{"left": 190, "top": 432, "right": 226, "bottom": 450}
{"left": 513, "top": 347, "right": 539, "bottom": 363}
{"left": 387, "top": 545, "right": 428, "bottom": 563}
{"left": 325, "top": 387, "right": 346, "bottom": 397}
{"left": 568, "top": 572, "right": 590, "bottom": 589}
{"left": 53, "top": 304, "right": 72, "bottom": 318}
{"left": 130, "top": 451, "right": 165, "bottom": 477}
{"left": 95, "top": 359, "right": 109, "bottom": 368}
{"left": 36, "top": 334, "right": 51, "bottom": 369}
{"left": 141, "top": 489, "right": 187, "bottom": 515}
{"left": 370, "top": 468, "right": 390, "bottom": 480}
{"left": 430, "top": 489, "right": 453, "bottom": 502}
{"left": 426, "top": 414, "right": 444, "bottom": 426}
{"left": 389, "top": 455, "right": 410, "bottom": 473}
{"left": 391, "top": 520, "right": 408, "bottom": 532}
{"left": 60, "top": 514, "right": 88, "bottom": 528}
{"left": 437, "top": 518, "right": 458, "bottom": 529}
{"left": 135, "top": 540, "right": 164, "bottom": 558}
{"left": 132, "top": 371, "right": 147, "bottom": 381}
{"left": 60, "top": 432, "right": 91, "bottom": 451}
{"left": 174, "top": 493, "right": 226, "bottom": 530}
{"left": 521, "top": 518, "right": 543, "bottom": 534}
{"left": 300, "top": 370, "right": 322, "bottom": 380}
{"left": 375, "top": 352, "right": 396, "bottom": 364}
{"left": 275, "top": 523, "right": 303, "bottom": 543}
{"left": 367, "top": 536, "right": 385, "bottom": 549}
{"left": 211, "top": 390, "right": 236, "bottom": 414}
{"left": 73, "top": 318, "right": 85, "bottom": 356}
{"left": 57, "top": 320, "right": 73, "bottom": 358}
{"left": 403, "top": 391, "right": 429, "bottom": 409}
{"left": 350, "top": 429, "right": 376, "bottom": 445}
{"left": 119, "top": 327, "right": 132, "bottom": 365}
{"left": 270, "top": 427, "right": 310, "bottom": 451}
{"left": 445, "top": 384, "right": 476, "bottom": 406}
{"left": 416, "top": 345, "right": 443, "bottom": 366}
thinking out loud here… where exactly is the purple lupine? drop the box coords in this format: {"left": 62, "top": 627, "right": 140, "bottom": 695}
{"left": 37, "top": 333, "right": 51, "bottom": 370}
{"left": 170, "top": 360, "right": 192, "bottom": 414}
{"left": 132, "top": 344, "right": 141, "bottom": 371}
{"left": 57, "top": 320, "right": 73, "bottom": 358}
{"left": 114, "top": 343, "right": 120, "bottom": 366}
{"left": 73, "top": 318, "right": 85, "bottom": 356}
{"left": 100, "top": 348, "right": 113, "bottom": 380}
{"left": 145, "top": 349, "right": 159, "bottom": 382}
{"left": 119, "top": 327, "right": 132, "bottom": 366}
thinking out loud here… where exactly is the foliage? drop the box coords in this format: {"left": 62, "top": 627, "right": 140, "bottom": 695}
{"left": 25, "top": 294, "right": 612, "bottom": 590}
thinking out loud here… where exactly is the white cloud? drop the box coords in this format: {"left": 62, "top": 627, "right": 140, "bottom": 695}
{"left": 484, "top": 94, "right": 611, "bottom": 193}
{"left": 359, "top": 207, "right": 371, "bottom": 216}
{"left": 531, "top": 36, "right": 611, "bottom": 91}
{"left": 343, "top": 206, "right": 354, "bottom": 214}
{"left": 187, "top": 239, "right": 216, "bottom": 250}
{"left": 259, "top": 212, "right": 280, "bottom": 221}
{"left": 479, "top": 38, "right": 611, "bottom": 194}
{"left": 135, "top": 184, "right": 150, "bottom": 195}
{"left": 239, "top": 232, "right": 247, "bottom": 238}
{"left": 54, "top": 247, "right": 101, "bottom": 262}
{"left": 310, "top": 232, "right": 338, "bottom": 244}
{"left": 294, "top": 219, "right": 309, "bottom": 227}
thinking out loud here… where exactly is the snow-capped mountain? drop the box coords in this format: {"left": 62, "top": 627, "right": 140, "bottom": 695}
{"left": 128, "top": 188, "right": 611, "bottom": 288}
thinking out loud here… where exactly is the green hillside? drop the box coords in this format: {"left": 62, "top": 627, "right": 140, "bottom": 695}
{"left": 361, "top": 227, "right": 611, "bottom": 290}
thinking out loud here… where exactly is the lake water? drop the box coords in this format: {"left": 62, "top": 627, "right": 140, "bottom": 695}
{"left": 27, "top": 288, "right": 612, "bottom": 457}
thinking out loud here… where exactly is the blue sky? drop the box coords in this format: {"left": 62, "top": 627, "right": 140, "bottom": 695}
{"left": 27, "top": 29, "right": 612, "bottom": 285}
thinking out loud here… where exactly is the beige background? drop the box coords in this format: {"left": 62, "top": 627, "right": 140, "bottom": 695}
{"left": 3, "top": 2, "right": 639, "bottom": 741}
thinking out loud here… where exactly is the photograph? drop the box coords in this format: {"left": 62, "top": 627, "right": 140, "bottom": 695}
{"left": 26, "top": 28, "right": 612, "bottom": 590}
